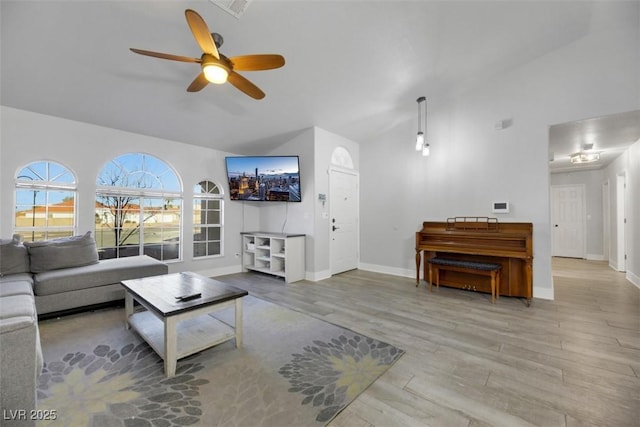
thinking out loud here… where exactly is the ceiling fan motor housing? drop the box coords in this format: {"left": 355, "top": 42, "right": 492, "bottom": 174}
{"left": 212, "top": 32, "right": 224, "bottom": 49}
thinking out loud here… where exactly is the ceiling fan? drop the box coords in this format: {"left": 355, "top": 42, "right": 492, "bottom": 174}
{"left": 130, "top": 9, "right": 285, "bottom": 99}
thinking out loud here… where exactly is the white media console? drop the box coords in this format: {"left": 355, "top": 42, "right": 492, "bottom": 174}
{"left": 240, "top": 232, "right": 306, "bottom": 282}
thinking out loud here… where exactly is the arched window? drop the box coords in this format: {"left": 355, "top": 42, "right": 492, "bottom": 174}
{"left": 95, "top": 153, "right": 182, "bottom": 261}
{"left": 14, "top": 161, "right": 77, "bottom": 242}
{"left": 193, "top": 180, "right": 224, "bottom": 258}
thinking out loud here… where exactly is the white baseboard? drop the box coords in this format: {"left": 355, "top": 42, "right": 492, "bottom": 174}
{"left": 586, "top": 254, "right": 605, "bottom": 261}
{"left": 306, "top": 269, "right": 331, "bottom": 282}
{"left": 627, "top": 270, "right": 640, "bottom": 289}
{"left": 533, "top": 286, "right": 554, "bottom": 300}
{"left": 358, "top": 262, "right": 414, "bottom": 279}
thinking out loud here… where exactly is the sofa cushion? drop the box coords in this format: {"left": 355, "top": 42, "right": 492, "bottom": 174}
{"left": 25, "top": 231, "right": 99, "bottom": 273}
{"left": 33, "top": 255, "right": 168, "bottom": 296}
{"left": 0, "top": 235, "right": 30, "bottom": 276}
{"left": 0, "top": 273, "right": 33, "bottom": 284}
{"left": 0, "top": 294, "right": 37, "bottom": 320}
{"left": 0, "top": 280, "right": 34, "bottom": 298}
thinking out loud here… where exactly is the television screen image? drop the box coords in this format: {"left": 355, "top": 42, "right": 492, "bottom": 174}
{"left": 225, "top": 156, "right": 301, "bottom": 202}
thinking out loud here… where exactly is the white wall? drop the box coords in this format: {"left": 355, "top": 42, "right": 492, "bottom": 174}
{"left": 550, "top": 169, "right": 606, "bottom": 260}
{"left": 260, "top": 127, "right": 360, "bottom": 280}
{"left": 0, "top": 109, "right": 362, "bottom": 281}
{"left": 258, "top": 128, "right": 316, "bottom": 271}
{"left": 359, "top": 24, "right": 639, "bottom": 300}
{"left": 0, "top": 106, "right": 257, "bottom": 277}
{"left": 313, "top": 127, "right": 360, "bottom": 278}
{"left": 1, "top": 5, "right": 637, "bottom": 296}
{"left": 603, "top": 140, "right": 640, "bottom": 287}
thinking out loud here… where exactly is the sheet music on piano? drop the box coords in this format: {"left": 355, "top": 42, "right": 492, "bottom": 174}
{"left": 446, "top": 216, "right": 499, "bottom": 231}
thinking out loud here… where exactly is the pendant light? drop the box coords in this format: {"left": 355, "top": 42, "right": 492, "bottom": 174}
{"left": 415, "top": 96, "right": 429, "bottom": 156}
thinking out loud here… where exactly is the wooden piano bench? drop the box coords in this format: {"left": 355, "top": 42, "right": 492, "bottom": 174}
{"left": 426, "top": 257, "right": 502, "bottom": 303}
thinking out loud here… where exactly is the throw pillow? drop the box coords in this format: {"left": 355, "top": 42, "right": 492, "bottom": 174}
{"left": 25, "top": 231, "right": 99, "bottom": 273}
{"left": 0, "top": 234, "right": 30, "bottom": 276}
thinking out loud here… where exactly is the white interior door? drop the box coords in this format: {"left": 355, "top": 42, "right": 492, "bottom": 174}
{"left": 551, "top": 185, "right": 585, "bottom": 258}
{"left": 330, "top": 169, "right": 358, "bottom": 274}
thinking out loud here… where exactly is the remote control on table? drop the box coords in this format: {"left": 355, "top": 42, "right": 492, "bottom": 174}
{"left": 175, "top": 293, "right": 202, "bottom": 302}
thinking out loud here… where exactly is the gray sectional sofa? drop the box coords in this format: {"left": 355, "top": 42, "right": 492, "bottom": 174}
{"left": 0, "top": 233, "right": 168, "bottom": 426}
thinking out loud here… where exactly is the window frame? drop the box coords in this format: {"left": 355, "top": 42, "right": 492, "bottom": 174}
{"left": 14, "top": 161, "right": 77, "bottom": 242}
{"left": 95, "top": 153, "right": 183, "bottom": 262}
{"left": 193, "top": 180, "right": 224, "bottom": 259}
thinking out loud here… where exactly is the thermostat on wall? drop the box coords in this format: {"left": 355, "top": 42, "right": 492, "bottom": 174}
{"left": 492, "top": 201, "right": 510, "bottom": 213}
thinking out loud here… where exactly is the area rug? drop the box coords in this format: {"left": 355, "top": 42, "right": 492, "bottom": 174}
{"left": 36, "top": 295, "right": 404, "bottom": 426}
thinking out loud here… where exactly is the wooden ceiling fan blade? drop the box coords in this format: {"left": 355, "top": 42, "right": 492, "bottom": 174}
{"left": 187, "top": 72, "right": 209, "bottom": 92}
{"left": 228, "top": 72, "right": 265, "bottom": 99}
{"left": 230, "top": 55, "right": 285, "bottom": 71}
{"left": 185, "top": 9, "right": 219, "bottom": 59}
{"left": 130, "top": 48, "right": 201, "bottom": 63}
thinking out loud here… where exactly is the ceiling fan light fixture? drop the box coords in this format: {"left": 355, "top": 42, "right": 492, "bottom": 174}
{"left": 203, "top": 62, "right": 229, "bottom": 84}
{"left": 131, "top": 9, "right": 283, "bottom": 98}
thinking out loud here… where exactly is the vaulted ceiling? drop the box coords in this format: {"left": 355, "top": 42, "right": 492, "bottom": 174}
{"left": 2, "top": 1, "right": 638, "bottom": 160}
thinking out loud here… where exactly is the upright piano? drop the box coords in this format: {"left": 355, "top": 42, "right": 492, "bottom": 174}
{"left": 416, "top": 218, "right": 533, "bottom": 303}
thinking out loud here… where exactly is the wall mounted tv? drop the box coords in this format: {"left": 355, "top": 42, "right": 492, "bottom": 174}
{"left": 225, "top": 156, "right": 301, "bottom": 202}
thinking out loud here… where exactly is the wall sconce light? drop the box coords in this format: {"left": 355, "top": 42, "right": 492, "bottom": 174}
{"left": 415, "top": 96, "right": 429, "bottom": 156}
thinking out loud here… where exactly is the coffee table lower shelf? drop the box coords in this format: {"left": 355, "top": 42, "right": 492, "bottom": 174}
{"left": 128, "top": 310, "right": 236, "bottom": 366}
{"left": 121, "top": 272, "right": 247, "bottom": 377}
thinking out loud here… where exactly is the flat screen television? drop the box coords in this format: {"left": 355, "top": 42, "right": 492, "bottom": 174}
{"left": 225, "top": 156, "right": 301, "bottom": 202}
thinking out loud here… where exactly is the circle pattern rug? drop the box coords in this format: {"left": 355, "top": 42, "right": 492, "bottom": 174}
{"left": 37, "top": 295, "right": 404, "bottom": 426}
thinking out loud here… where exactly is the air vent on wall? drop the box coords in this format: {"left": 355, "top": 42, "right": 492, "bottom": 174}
{"left": 209, "top": 0, "right": 252, "bottom": 18}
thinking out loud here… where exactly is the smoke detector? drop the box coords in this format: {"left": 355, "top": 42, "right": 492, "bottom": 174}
{"left": 209, "top": 0, "right": 253, "bottom": 19}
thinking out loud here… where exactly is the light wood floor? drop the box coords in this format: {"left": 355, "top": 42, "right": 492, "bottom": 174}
{"left": 219, "top": 258, "right": 639, "bottom": 427}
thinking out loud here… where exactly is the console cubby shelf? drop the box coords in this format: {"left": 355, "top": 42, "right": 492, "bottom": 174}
{"left": 241, "top": 232, "right": 306, "bottom": 283}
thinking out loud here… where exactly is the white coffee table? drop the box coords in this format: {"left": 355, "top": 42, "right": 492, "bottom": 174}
{"left": 121, "top": 272, "right": 248, "bottom": 377}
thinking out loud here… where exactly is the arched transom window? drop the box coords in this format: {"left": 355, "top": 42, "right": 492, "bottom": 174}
{"left": 14, "top": 161, "right": 77, "bottom": 242}
{"left": 95, "top": 153, "right": 182, "bottom": 261}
